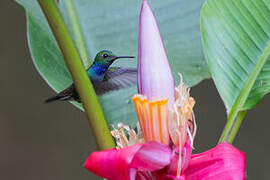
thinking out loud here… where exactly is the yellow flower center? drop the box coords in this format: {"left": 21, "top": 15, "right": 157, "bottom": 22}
{"left": 133, "top": 95, "right": 170, "bottom": 145}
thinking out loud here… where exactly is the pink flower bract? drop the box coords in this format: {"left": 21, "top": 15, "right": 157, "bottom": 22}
{"left": 138, "top": 0, "right": 175, "bottom": 108}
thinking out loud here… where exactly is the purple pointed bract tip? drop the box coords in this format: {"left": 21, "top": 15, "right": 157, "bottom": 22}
{"left": 138, "top": 0, "right": 175, "bottom": 108}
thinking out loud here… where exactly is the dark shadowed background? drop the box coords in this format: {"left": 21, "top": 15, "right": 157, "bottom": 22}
{"left": 1, "top": 1, "right": 269, "bottom": 179}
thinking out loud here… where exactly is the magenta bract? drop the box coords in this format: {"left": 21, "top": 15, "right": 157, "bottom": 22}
{"left": 84, "top": 142, "right": 245, "bottom": 180}
{"left": 185, "top": 143, "right": 246, "bottom": 180}
{"left": 84, "top": 142, "right": 171, "bottom": 180}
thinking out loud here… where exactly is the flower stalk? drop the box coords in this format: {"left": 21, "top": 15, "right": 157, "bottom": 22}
{"left": 37, "top": 0, "right": 115, "bottom": 150}
{"left": 84, "top": 0, "right": 246, "bottom": 179}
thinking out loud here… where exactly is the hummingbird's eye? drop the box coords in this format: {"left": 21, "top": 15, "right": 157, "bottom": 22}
{"left": 102, "top": 54, "right": 109, "bottom": 58}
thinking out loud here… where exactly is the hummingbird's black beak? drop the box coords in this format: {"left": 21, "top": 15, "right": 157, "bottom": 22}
{"left": 113, "top": 56, "right": 135, "bottom": 61}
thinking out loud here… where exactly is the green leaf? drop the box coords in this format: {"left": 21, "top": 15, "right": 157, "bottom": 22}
{"left": 201, "top": 0, "right": 270, "bottom": 112}
{"left": 17, "top": 0, "right": 209, "bottom": 127}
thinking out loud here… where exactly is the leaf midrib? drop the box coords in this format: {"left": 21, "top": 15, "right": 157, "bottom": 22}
{"left": 229, "top": 40, "right": 270, "bottom": 116}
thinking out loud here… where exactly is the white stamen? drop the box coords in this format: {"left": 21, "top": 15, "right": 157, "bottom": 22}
{"left": 187, "top": 126, "right": 194, "bottom": 149}
{"left": 174, "top": 104, "right": 180, "bottom": 126}
{"left": 191, "top": 110, "right": 197, "bottom": 141}
{"left": 111, "top": 123, "right": 144, "bottom": 149}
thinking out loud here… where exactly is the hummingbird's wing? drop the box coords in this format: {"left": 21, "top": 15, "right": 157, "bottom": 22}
{"left": 93, "top": 67, "right": 137, "bottom": 95}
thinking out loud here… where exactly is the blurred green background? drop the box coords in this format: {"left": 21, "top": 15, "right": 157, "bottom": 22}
{"left": 1, "top": 0, "right": 269, "bottom": 179}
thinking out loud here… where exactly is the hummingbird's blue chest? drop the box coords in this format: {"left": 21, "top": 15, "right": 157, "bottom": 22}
{"left": 88, "top": 63, "right": 108, "bottom": 82}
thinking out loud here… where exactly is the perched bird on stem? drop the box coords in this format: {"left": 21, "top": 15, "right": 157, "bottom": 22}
{"left": 45, "top": 50, "right": 137, "bottom": 103}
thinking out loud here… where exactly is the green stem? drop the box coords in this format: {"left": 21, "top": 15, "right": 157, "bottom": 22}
{"left": 63, "top": 0, "right": 91, "bottom": 68}
{"left": 37, "top": 0, "right": 115, "bottom": 150}
{"left": 219, "top": 111, "right": 246, "bottom": 143}
{"left": 226, "top": 111, "right": 247, "bottom": 143}
{"left": 219, "top": 42, "right": 270, "bottom": 144}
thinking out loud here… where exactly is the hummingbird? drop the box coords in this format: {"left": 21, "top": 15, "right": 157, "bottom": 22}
{"left": 45, "top": 50, "right": 137, "bottom": 103}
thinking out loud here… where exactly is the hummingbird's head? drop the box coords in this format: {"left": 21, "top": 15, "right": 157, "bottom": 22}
{"left": 94, "top": 50, "right": 135, "bottom": 67}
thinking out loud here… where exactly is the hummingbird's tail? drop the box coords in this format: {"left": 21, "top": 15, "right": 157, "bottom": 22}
{"left": 44, "top": 94, "right": 72, "bottom": 103}
{"left": 44, "top": 85, "right": 76, "bottom": 103}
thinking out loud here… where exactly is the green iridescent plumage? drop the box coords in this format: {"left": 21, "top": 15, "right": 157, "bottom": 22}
{"left": 45, "top": 50, "right": 137, "bottom": 103}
